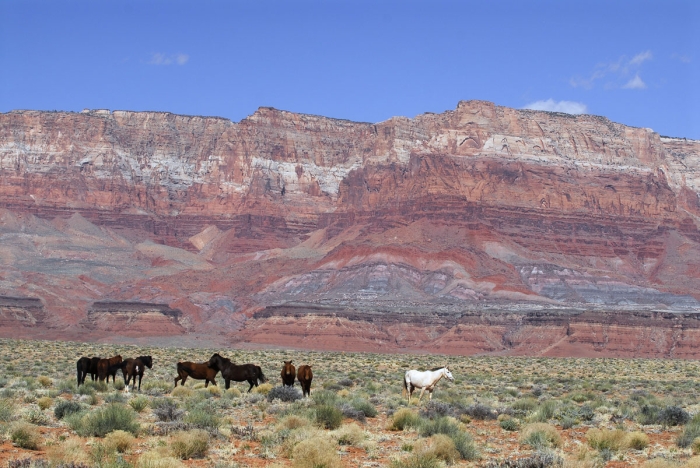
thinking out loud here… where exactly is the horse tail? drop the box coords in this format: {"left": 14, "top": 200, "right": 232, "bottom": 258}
{"left": 402, "top": 372, "right": 408, "bottom": 397}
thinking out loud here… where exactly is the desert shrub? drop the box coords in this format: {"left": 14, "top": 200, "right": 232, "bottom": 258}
{"left": 292, "top": 435, "right": 341, "bottom": 468}
{"left": 57, "top": 379, "right": 77, "bottom": 394}
{"left": 206, "top": 385, "right": 222, "bottom": 397}
{"left": 170, "top": 429, "right": 209, "bottom": 459}
{"left": 10, "top": 421, "right": 41, "bottom": 450}
{"left": 692, "top": 437, "right": 700, "bottom": 455}
{"left": 586, "top": 428, "right": 627, "bottom": 451}
{"left": 104, "top": 392, "right": 126, "bottom": 404}
{"left": 419, "top": 401, "right": 454, "bottom": 419}
{"left": 312, "top": 389, "right": 338, "bottom": 406}
{"left": 530, "top": 400, "right": 558, "bottom": 423}
{"left": 511, "top": 398, "right": 538, "bottom": 413}
{"left": 37, "top": 396, "right": 53, "bottom": 410}
{"left": 184, "top": 404, "right": 221, "bottom": 430}
{"left": 267, "top": 385, "right": 303, "bottom": 403}
{"left": 225, "top": 387, "right": 241, "bottom": 398}
{"left": 251, "top": 382, "right": 273, "bottom": 395}
{"left": 624, "top": 431, "right": 649, "bottom": 450}
{"left": 520, "top": 423, "right": 562, "bottom": 450}
{"left": 170, "top": 386, "right": 194, "bottom": 398}
{"left": 24, "top": 407, "right": 50, "bottom": 425}
{"left": 659, "top": 406, "right": 690, "bottom": 426}
{"left": 113, "top": 379, "right": 125, "bottom": 391}
{"left": 54, "top": 399, "right": 83, "bottom": 419}
{"left": 339, "top": 403, "right": 366, "bottom": 422}
{"left": 389, "top": 408, "right": 421, "bottom": 431}
{"left": 334, "top": 422, "right": 365, "bottom": 446}
{"left": 500, "top": 417, "right": 520, "bottom": 431}
{"left": 390, "top": 453, "right": 442, "bottom": 468}
{"left": 485, "top": 451, "right": 563, "bottom": 468}
{"left": 152, "top": 398, "right": 183, "bottom": 422}
{"left": 142, "top": 380, "right": 171, "bottom": 396}
{"left": 316, "top": 404, "right": 343, "bottom": 430}
{"left": 37, "top": 376, "right": 52, "bottom": 388}
{"left": 136, "top": 450, "right": 186, "bottom": 468}
{"left": 0, "top": 398, "right": 16, "bottom": 422}
{"left": 338, "top": 378, "right": 354, "bottom": 387}
{"left": 74, "top": 403, "right": 139, "bottom": 437}
{"left": 278, "top": 415, "right": 312, "bottom": 430}
{"left": 414, "top": 434, "right": 459, "bottom": 465}
{"left": 128, "top": 396, "right": 149, "bottom": 413}
{"left": 351, "top": 398, "right": 377, "bottom": 418}
{"left": 465, "top": 402, "right": 496, "bottom": 420}
{"left": 104, "top": 429, "right": 135, "bottom": 453}
{"left": 419, "top": 416, "right": 478, "bottom": 460}
{"left": 677, "top": 416, "right": 700, "bottom": 448}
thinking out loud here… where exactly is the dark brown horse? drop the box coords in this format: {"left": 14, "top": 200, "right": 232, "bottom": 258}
{"left": 208, "top": 353, "right": 267, "bottom": 391}
{"left": 97, "top": 355, "right": 122, "bottom": 383}
{"left": 119, "top": 356, "right": 153, "bottom": 392}
{"left": 281, "top": 360, "right": 296, "bottom": 387}
{"left": 297, "top": 365, "right": 313, "bottom": 397}
{"left": 77, "top": 356, "right": 101, "bottom": 386}
{"left": 174, "top": 361, "right": 219, "bottom": 388}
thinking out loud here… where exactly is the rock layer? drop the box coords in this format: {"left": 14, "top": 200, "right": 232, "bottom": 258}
{"left": 1, "top": 102, "right": 699, "bottom": 356}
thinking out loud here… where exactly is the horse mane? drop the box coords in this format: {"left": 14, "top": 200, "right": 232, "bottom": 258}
{"left": 430, "top": 366, "right": 445, "bottom": 371}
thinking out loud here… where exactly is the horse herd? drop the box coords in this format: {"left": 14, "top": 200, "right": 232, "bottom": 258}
{"left": 77, "top": 352, "right": 454, "bottom": 404}
{"left": 76, "top": 353, "right": 314, "bottom": 396}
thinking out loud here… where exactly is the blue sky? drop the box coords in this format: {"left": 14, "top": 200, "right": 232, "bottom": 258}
{"left": 1, "top": 0, "right": 698, "bottom": 139}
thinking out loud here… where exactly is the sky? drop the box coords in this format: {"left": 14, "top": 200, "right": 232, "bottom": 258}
{"left": 1, "top": 0, "right": 699, "bottom": 139}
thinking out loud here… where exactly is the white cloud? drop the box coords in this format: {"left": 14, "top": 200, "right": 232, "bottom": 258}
{"left": 570, "top": 50, "right": 652, "bottom": 89}
{"left": 622, "top": 74, "right": 646, "bottom": 89}
{"left": 672, "top": 53, "right": 691, "bottom": 63}
{"left": 629, "top": 50, "right": 653, "bottom": 66}
{"left": 523, "top": 99, "right": 588, "bottom": 114}
{"left": 148, "top": 53, "right": 189, "bottom": 66}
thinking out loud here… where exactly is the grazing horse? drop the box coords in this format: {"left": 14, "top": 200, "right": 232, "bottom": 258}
{"left": 297, "top": 365, "right": 313, "bottom": 397}
{"left": 281, "top": 360, "right": 296, "bottom": 387}
{"left": 403, "top": 366, "right": 454, "bottom": 404}
{"left": 174, "top": 361, "right": 219, "bottom": 388}
{"left": 120, "top": 356, "right": 152, "bottom": 392}
{"left": 97, "top": 355, "right": 122, "bottom": 383}
{"left": 207, "top": 353, "right": 267, "bottom": 391}
{"left": 77, "top": 356, "right": 101, "bottom": 386}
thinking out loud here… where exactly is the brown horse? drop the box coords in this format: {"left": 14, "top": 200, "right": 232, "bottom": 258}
{"left": 174, "top": 361, "right": 219, "bottom": 388}
{"left": 281, "top": 360, "right": 296, "bottom": 387}
{"left": 76, "top": 356, "right": 101, "bottom": 386}
{"left": 297, "top": 365, "right": 313, "bottom": 397}
{"left": 208, "top": 353, "right": 267, "bottom": 391}
{"left": 97, "top": 355, "right": 122, "bottom": 383}
{"left": 120, "top": 356, "right": 152, "bottom": 392}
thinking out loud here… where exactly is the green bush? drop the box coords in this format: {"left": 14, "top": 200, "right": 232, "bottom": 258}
{"left": 390, "top": 453, "right": 442, "bottom": 468}
{"left": 10, "top": 421, "right": 41, "bottom": 449}
{"left": 0, "top": 398, "right": 15, "bottom": 422}
{"left": 129, "top": 396, "right": 150, "bottom": 413}
{"left": 73, "top": 403, "right": 140, "bottom": 437}
{"left": 171, "top": 429, "right": 209, "bottom": 459}
{"left": 419, "top": 417, "right": 478, "bottom": 460}
{"left": 351, "top": 398, "right": 377, "bottom": 418}
{"left": 499, "top": 418, "right": 520, "bottom": 431}
{"left": 184, "top": 404, "right": 221, "bottom": 430}
{"left": 54, "top": 399, "right": 84, "bottom": 419}
{"left": 677, "top": 416, "right": 700, "bottom": 448}
{"left": 389, "top": 409, "right": 421, "bottom": 431}
{"left": 312, "top": 390, "right": 338, "bottom": 406}
{"left": 316, "top": 404, "right": 343, "bottom": 430}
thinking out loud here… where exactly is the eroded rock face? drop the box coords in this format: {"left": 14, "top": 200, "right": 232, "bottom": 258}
{"left": 1, "top": 101, "right": 699, "bottom": 356}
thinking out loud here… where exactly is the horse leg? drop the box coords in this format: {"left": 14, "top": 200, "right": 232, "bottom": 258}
{"left": 226, "top": 379, "right": 231, "bottom": 390}
{"left": 247, "top": 380, "right": 254, "bottom": 392}
{"left": 138, "top": 374, "right": 142, "bottom": 391}
{"left": 418, "top": 387, "right": 426, "bottom": 402}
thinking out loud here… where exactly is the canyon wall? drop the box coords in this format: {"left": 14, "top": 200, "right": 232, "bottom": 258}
{"left": 1, "top": 101, "right": 699, "bottom": 356}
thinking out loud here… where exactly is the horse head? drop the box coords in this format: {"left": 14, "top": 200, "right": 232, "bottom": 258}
{"left": 443, "top": 367, "right": 455, "bottom": 382}
{"left": 141, "top": 356, "right": 153, "bottom": 369}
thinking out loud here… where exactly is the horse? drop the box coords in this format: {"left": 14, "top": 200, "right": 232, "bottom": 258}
{"left": 76, "top": 356, "right": 101, "bottom": 386}
{"left": 207, "top": 353, "right": 267, "bottom": 391}
{"left": 297, "top": 365, "right": 313, "bottom": 397}
{"left": 281, "top": 360, "right": 296, "bottom": 387}
{"left": 119, "top": 356, "right": 152, "bottom": 392}
{"left": 97, "top": 355, "right": 122, "bottom": 383}
{"left": 403, "top": 366, "right": 454, "bottom": 404}
{"left": 174, "top": 361, "right": 219, "bottom": 388}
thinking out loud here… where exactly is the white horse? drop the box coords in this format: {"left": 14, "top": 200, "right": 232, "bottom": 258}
{"left": 403, "top": 366, "right": 454, "bottom": 404}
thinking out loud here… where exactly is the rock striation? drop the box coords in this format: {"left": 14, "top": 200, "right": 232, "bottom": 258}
{"left": 1, "top": 101, "right": 699, "bottom": 356}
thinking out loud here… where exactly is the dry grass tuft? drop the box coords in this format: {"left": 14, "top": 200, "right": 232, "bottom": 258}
{"left": 252, "top": 382, "right": 274, "bottom": 395}
{"left": 10, "top": 421, "right": 41, "bottom": 450}
{"left": 586, "top": 428, "right": 627, "bottom": 451}
{"left": 520, "top": 422, "right": 562, "bottom": 449}
{"left": 104, "top": 429, "right": 135, "bottom": 453}
{"left": 136, "top": 449, "right": 187, "bottom": 468}
{"left": 292, "top": 435, "right": 341, "bottom": 468}
{"left": 170, "top": 429, "right": 209, "bottom": 459}
{"left": 414, "top": 433, "right": 460, "bottom": 465}
{"left": 171, "top": 386, "right": 194, "bottom": 398}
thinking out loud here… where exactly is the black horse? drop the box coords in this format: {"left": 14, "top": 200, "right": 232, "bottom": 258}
{"left": 118, "top": 356, "right": 153, "bottom": 391}
{"left": 76, "top": 356, "right": 101, "bottom": 386}
{"left": 207, "top": 353, "right": 267, "bottom": 391}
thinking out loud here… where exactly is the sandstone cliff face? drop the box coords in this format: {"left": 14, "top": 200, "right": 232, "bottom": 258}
{"left": 1, "top": 101, "right": 699, "bottom": 356}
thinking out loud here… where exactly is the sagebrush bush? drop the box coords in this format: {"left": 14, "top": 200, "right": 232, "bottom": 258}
{"left": 414, "top": 434, "right": 459, "bottom": 465}
{"left": 0, "top": 398, "right": 16, "bottom": 422}
{"left": 520, "top": 423, "right": 562, "bottom": 450}
{"left": 390, "top": 453, "right": 442, "bottom": 468}
{"left": 316, "top": 404, "right": 343, "bottom": 430}
{"left": 292, "top": 435, "right": 341, "bottom": 468}
{"left": 10, "top": 421, "right": 41, "bottom": 449}
{"left": 389, "top": 408, "right": 421, "bottom": 431}
{"left": 37, "top": 396, "right": 53, "bottom": 410}
{"left": 54, "top": 399, "right": 83, "bottom": 419}
{"left": 267, "top": 385, "right": 303, "bottom": 402}
{"left": 37, "top": 376, "right": 52, "bottom": 388}
{"left": 586, "top": 428, "right": 627, "bottom": 451}
{"left": 152, "top": 398, "right": 183, "bottom": 422}
{"left": 678, "top": 417, "right": 700, "bottom": 448}
{"left": 128, "top": 396, "right": 149, "bottom": 412}
{"left": 334, "top": 422, "right": 365, "bottom": 446}
{"left": 184, "top": 404, "right": 221, "bottom": 430}
{"left": 104, "top": 429, "right": 135, "bottom": 453}
{"left": 73, "top": 403, "right": 139, "bottom": 437}
{"left": 351, "top": 398, "right": 377, "bottom": 418}
{"left": 171, "top": 429, "right": 209, "bottom": 459}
